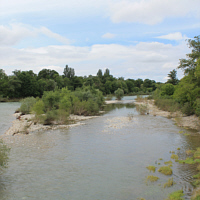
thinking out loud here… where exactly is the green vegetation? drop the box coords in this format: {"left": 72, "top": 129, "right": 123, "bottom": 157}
{"left": 164, "top": 160, "right": 173, "bottom": 167}
{"left": 114, "top": 88, "right": 124, "bottom": 100}
{"left": 171, "top": 154, "right": 179, "bottom": 161}
{"left": 146, "top": 165, "right": 156, "bottom": 172}
{"left": 0, "top": 140, "right": 10, "bottom": 170}
{"left": 146, "top": 175, "right": 159, "bottom": 182}
{"left": 0, "top": 65, "right": 158, "bottom": 101}
{"left": 165, "top": 190, "right": 184, "bottom": 200}
{"left": 18, "top": 86, "right": 105, "bottom": 125}
{"left": 158, "top": 166, "right": 173, "bottom": 175}
{"left": 153, "top": 35, "right": 200, "bottom": 117}
{"left": 164, "top": 178, "right": 175, "bottom": 188}
{"left": 136, "top": 104, "right": 149, "bottom": 115}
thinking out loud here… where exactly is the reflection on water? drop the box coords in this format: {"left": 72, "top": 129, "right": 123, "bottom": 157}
{"left": 0, "top": 102, "right": 200, "bottom": 200}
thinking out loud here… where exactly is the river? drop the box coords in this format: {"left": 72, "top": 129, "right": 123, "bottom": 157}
{"left": 0, "top": 98, "right": 200, "bottom": 200}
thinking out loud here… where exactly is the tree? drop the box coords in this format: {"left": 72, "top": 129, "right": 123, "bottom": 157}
{"left": 104, "top": 68, "right": 110, "bottom": 77}
{"left": 97, "top": 69, "right": 103, "bottom": 78}
{"left": 178, "top": 35, "right": 200, "bottom": 75}
{"left": 114, "top": 88, "right": 124, "bottom": 100}
{"left": 38, "top": 69, "right": 59, "bottom": 80}
{"left": 167, "top": 69, "right": 179, "bottom": 85}
{"left": 63, "top": 65, "right": 75, "bottom": 79}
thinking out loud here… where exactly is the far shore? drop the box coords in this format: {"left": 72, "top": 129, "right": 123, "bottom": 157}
{"left": 134, "top": 99, "right": 200, "bottom": 132}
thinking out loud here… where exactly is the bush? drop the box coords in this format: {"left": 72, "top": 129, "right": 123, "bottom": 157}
{"left": 181, "top": 102, "right": 194, "bottom": 116}
{"left": 20, "top": 97, "right": 36, "bottom": 114}
{"left": 160, "top": 83, "right": 175, "bottom": 96}
{"left": 194, "top": 99, "right": 200, "bottom": 116}
{"left": 32, "top": 99, "right": 45, "bottom": 115}
{"left": 154, "top": 99, "right": 180, "bottom": 112}
{"left": 114, "top": 88, "right": 124, "bottom": 100}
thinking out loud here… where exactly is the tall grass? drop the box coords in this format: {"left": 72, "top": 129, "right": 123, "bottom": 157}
{"left": 154, "top": 98, "right": 180, "bottom": 113}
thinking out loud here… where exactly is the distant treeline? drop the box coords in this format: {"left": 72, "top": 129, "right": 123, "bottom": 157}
{"left": 0, "top": 65, "right": 159, "bottom": 99}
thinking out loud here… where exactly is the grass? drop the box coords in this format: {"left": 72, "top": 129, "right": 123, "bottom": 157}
{"left": 164, "top": 160, "right": 173, "bottom": 167}
{"left": 165, "top": 190, "right": 184, "bottom": 200}
{"left": 136, "top": 104, "right": 149, "bottom": 115}
{"left": 185, "top": 149, "right": 194, "bottom": 155}
{"left": 177, "top": 148, "right": 181, "bottom": 150}
{"left": 171, "top": 154, "right": 179, "bottom": 161}
{"left": 158, "top": 166, "right": 173, "bottom": 175}
{"left": 146, "top": 165, "right": 156, "bottom": 172}
{"left": 193, "top": 173, "right": 200, "bottom": 179}
{"left": 146, "top": 175, "right": 159, "bottom": 182}
{"left": 192, "top": 180, "right": 200, "bottom": 188}
{"left": 164, "top": 178, "right": 175, "bottom": 188}
{"left": 194, "top": 148, "right": 200, "bottom": 159}
{"left": 0, "top": 140, "right": 10, "bottom": 169}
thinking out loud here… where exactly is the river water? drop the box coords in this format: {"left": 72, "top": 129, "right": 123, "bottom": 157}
{"left": 0, "top": 99, "right": 200, "bottom": 200}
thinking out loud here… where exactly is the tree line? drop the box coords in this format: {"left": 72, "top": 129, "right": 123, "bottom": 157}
{"left": 153, "top": 35, "right": 200, "bottom": 116}
{"left": 0, "top": 65, "right": 158, "bottom": 100}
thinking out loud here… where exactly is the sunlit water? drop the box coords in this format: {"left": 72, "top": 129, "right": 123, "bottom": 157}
{"left": 0, "top": 99, "right": 200, "bottom": 200}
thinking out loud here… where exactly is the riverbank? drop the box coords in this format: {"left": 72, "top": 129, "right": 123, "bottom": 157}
{"left": 134, "top": 99, "right": 200, "bottom": 131}
{"left": 4, "top": 113, "right": 99, "bottom": 136}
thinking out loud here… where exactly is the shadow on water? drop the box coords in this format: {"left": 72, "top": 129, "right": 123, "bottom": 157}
{"left": 103, "top": 103, "right": 135, "bottom": 113}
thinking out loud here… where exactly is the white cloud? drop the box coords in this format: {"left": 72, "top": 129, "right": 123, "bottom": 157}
{"left": 0, "top": 41, "right": 189, "bottom": 82}
{"left": 109, "top": 0, "right": 200, "bottom": 24}
{"left": 156, "top": 32, "right": 188, "bottom": 40}
{"left": 102, "top": 33, "right": 116, "bottom": 39}
{"left": 0, "top": 24, "right": 71, "bottom": 46}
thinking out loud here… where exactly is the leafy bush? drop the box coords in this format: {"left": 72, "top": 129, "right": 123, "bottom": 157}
{"left": 194, "top": 99, "right": 200, "bottom": 116}
{"left": 160, "top": 83, "right": 175, "bottom": 96}
{"left": 154, "top": 99, "right": 180, "bottom": 112}
{"left": 114, "top": 88, "right": 124, "bottom": 100}
{"left": 181, "top": 102, "right": 194, "bottom": 116}
{"left": 20, "top": 97, "right": 36, "bottom": 114}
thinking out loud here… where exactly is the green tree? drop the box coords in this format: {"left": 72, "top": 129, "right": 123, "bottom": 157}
{"left": 178, "top": 35, "right": 200, "bottom": 75}
{"left": 167, "top": 69, "right": 179, "bottom": 85}
{"left": 114, "top": 88, "right": 124, "bottom": 100}
{"left": 63, "top": 65, "right": 75, "bottom": 79}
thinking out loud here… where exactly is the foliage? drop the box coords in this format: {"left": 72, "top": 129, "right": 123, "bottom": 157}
{"left": 20, "top": 97, "right": 36, "bottom": 114}
{"left": 166, "top": 190, "right": 184, "bottom": 200}
{"left": 167, "top": 69, "right": 179, "bottom": 85}
{"left": 178, "top": 35, "right": 200, "bottom": 75}
{"left": 114, "top": 88, "right": 124, "bottom": 100}
{"left": 146, "top": 165, "right": 156, "bottom": 172}
{"left": 164, "top": 178, "right": 174, "bottom": 188}
{"left": 0, "top": 140, "right": 10, "bottom": 170}
{"left": 146, "top": 175, "right": 159, "bottom": 182}
{"left": 158, "top": 166, "right": 173, "bottom": 175}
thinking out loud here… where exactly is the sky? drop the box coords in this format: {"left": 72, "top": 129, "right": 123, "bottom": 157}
{"left": 0, "top": 0, "right": 200, "bottom": 82}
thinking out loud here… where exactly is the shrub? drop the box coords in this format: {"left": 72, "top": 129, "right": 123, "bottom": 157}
{"left": 114, "top": 88, "right": 124, "bottom": 100}
{"left": 20, "top": 97, "right": 36, "bottom": 114}
{"left": 32, "top": 99, "right": 45, "bottom": 115}
{"left": 194, "top": 99, "right": 200, "bottom": 116}
{"left": 158, "top": 166, "right": 173, "bottom": 175}
{"left": 160, "top": 83, "right": 175, "bottom": 96}
{"left": 181, "top": 102, "right": 194, "bottom": 116}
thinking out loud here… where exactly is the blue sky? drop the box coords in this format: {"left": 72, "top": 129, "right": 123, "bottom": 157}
{"left": 0, "top": 0, "right": 200, "bottom": 82}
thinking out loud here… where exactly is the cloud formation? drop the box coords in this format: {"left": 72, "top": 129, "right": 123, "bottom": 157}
{"left": 109, "top": 0, "right": 200, "bottom": 24}
{"left": 156, "top": 32, "right": 188, "bottom": 41}
{"left": 102, "top": 33, "right": 116, "bottom": 39}
{"left": 0, "top": 24, "right": 70, "bottom": 46}
{"left": 1, "top": 40, "right": 189, "bottom": 81}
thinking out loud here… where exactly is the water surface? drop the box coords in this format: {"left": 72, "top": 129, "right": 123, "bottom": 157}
{"left": 0, "top": 101, "right": 199, "bottom": 200}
